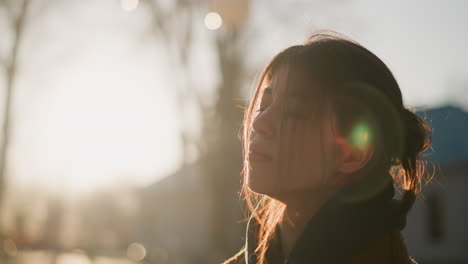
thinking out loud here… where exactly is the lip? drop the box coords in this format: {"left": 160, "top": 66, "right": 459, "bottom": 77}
{"left": 248, "top": 146, "right": 273, "bottom": 162}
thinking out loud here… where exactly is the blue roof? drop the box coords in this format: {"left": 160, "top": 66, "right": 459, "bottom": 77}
{"left": 417, "top": 105, "right": 468, "bottom": 164}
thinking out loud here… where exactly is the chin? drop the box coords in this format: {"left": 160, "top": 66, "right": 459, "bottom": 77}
{"left": 247, "top": 172, "right": 279, "bottom": 196}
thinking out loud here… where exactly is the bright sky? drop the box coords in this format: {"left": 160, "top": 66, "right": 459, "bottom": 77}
{"left": 9, "top": 0, "right": 183, "bottom": 196}
{"left": 3, "top": 0, "right": 468, "bottom": 196}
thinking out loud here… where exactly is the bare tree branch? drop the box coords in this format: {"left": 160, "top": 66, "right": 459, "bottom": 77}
{"left": 143, "top": 0, "right": 207, "bottom": 163}
{"left": 0, "top": 0, "right": 31, "bottom": 236}
{"left": 142, "top": 1, "right": 252, "bottom": 260}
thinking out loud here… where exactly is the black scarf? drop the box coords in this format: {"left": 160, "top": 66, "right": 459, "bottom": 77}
{"left": 244, "top": 182, "right": 407, "bottom": 264}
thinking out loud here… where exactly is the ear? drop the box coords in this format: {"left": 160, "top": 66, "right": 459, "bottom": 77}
{"left": 334, "top": 136, "right": 374, "bottom": 184}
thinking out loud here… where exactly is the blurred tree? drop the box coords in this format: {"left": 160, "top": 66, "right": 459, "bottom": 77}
{"left": 0, "top": 0, "right": 31, "bottom": 233}
{"left": 143, "top": 0, "right": 250, "bottom": 260}
{"left": 0, "top": 0, "right": 59, "bottom": 240}
{"left": 201, "top": 1, "right": 250, "bottom": 259}
{"left": 144, "top": 0, "right": 199, "bottom": 164}
{"left": 40, "top": 198, "right": 64, "bottom": 250}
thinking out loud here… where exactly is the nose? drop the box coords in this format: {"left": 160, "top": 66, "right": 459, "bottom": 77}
{"left": 252, "top": 109, "right": 276, "bottom": 138}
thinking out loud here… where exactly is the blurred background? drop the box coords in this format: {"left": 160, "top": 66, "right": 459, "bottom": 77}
{"left": 0, "top": 0, "right": 467, "bottom": 263}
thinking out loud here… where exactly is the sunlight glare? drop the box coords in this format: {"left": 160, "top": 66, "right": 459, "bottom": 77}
{"left": 204, "top": 12, "right": 222, "bottom": 30}
{"left": 34, "top": 61, "right": 180, "bottom": 196}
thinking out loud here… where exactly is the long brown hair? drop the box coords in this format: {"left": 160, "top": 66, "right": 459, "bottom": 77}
{"left": 240, "top": 32, "right": 431, "bottom": 264}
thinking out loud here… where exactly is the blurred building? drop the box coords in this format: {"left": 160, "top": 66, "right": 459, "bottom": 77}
{"left": 136, "top": 157, "right": 244, "bottom": 264}
{"left": 404, "top": 105, "right": 468, "bottom": 264}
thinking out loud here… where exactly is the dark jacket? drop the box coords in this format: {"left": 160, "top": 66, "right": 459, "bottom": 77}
{"left": 223, "top": 184, "right": 418, "bottom": 264}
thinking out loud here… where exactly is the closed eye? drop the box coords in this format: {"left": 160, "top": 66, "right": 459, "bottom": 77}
{"left": 256, "top": 106, "right": 268, "bottom": 113}
{"left": 256, "top": 87, "right": 272, "bottom": 113}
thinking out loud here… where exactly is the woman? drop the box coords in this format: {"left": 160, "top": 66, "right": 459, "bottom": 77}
{"left": 223, "top": 32, "right": 431, "bottom": 264}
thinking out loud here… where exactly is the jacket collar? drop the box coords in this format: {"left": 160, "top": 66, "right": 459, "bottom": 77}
{"left": 244, "top": 183, "right": 406, "bottom": 264}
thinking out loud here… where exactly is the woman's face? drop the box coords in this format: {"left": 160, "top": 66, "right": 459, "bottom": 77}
{"left": 247, "top": 67, "right": 340, "bottom": 197}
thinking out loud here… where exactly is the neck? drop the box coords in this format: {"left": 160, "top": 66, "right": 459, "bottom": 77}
{"left": 277, "top": 188, "right": 338, "bottom": 258}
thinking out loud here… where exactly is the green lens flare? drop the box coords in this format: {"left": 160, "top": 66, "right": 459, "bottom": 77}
{"left": 350, "top": 122, "right": 372, "bottom": 150}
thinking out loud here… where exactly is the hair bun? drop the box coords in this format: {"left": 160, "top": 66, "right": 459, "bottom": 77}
{"left": 401, "top": 108, "right": 431, "bottom": 160}
{"left": 394, "top": 107, "right": 432, "bottom": 206}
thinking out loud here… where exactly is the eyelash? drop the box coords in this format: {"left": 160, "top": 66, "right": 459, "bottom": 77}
{"left": 255, "top": 105, "right": 305, "bottom": 120}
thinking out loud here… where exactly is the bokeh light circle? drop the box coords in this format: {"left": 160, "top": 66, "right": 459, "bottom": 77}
{"left": 204, "top": 12, "right": 223, "bottom": 30}
{"left": 127, "top": 242, "right": 147, "bottom": 261}
{"left": 121, "top": 0, "right": 139, "bottom": 11}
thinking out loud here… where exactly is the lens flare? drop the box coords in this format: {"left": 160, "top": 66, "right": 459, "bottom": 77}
{"left": 350, "top": 122, "right": 372, "bottom": 150}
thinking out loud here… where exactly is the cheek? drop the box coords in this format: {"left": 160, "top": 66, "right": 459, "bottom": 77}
{"left": 280, "top": 141, "right": 324, "bottom": 191}
{"left": 246, "top": 121, "right": 338, "bottom": 195}
{"left": 278, "top": 121, "right": 336, "bottom": 192}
